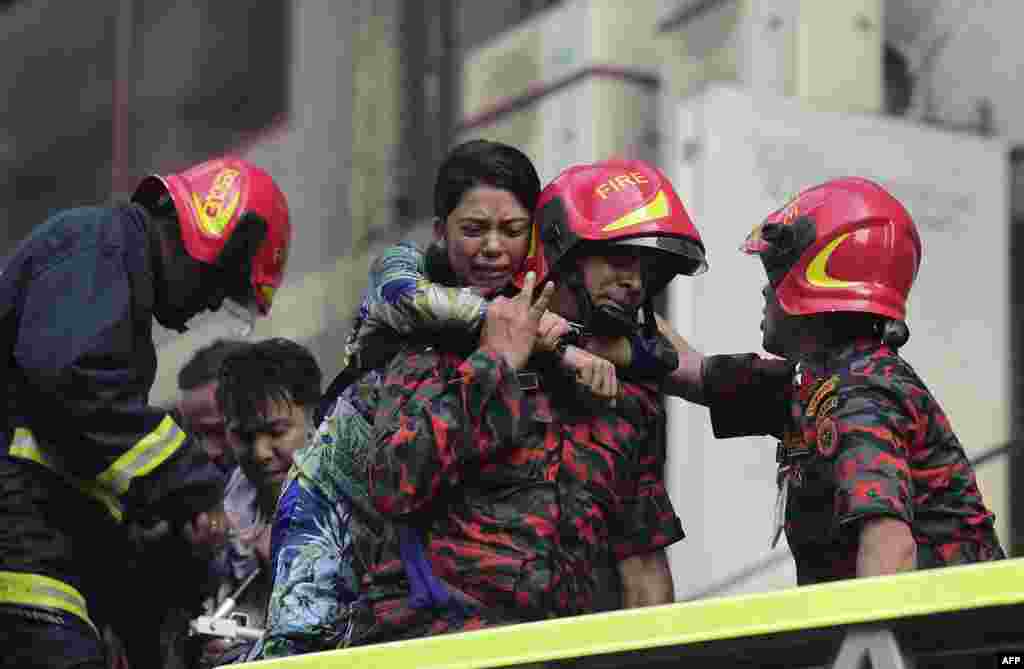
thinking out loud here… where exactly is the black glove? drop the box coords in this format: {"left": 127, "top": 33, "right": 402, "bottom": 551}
{"left": 625, "top": 331, "right": 679, "bottom": 381}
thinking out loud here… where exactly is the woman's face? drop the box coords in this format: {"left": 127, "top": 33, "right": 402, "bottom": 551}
{"left": 438, "top": 185, "right": 532, "bottom": 296}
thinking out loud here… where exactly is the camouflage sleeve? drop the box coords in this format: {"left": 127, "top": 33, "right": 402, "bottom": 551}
{"left": 611, "top": 386, "right": 685, "bottom": 561}
{"left": 344, "top": 241, "right": 488, "bottom": 369}
{"left": 822, "top": 384, "right": 916, "bottom": 530}
{"left": 369, "top": 346, "right": 526, "bottom": 518}
{"left": 702, "top": 353, "right": 794, "bottom": 439}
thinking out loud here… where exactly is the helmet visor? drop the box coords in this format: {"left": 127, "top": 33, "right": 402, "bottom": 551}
{"left": 613, "top": 235, "right": 708, "bottom": 276}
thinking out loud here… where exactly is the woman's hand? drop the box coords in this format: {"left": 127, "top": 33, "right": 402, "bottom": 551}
{"left": 480, "top": 272, "right": 554, "bottom": 370}
{"left": 561, "top": 345, "right": 619, "bottom": 407}
{"left": 536, "top": 310, "right": 571, "bottom": 353}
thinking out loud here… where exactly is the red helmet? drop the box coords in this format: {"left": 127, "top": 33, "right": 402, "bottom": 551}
{"left": 742, "top": 177, "right": 921, "bottom": 320}
{"left": 132, "top": 157, "right": 291, "bottom": 315}
{"left": 534, "top": 158, "right": 707, "bottom": 297}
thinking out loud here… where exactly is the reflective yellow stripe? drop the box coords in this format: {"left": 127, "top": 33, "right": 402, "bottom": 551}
{"left": 96, "top": 414, "right": 186, "bottom": 496}
{"left": 601, "top": 190, "right": 670, "bottom": 232}
{"left": 9, "top": 428, "right": 124, "bottom": 522}
{"left": 0, "top": 571, "right": 98, "bottom": 634}
{"left": 240, "top": 558, "right": 1024, "bottom": 669}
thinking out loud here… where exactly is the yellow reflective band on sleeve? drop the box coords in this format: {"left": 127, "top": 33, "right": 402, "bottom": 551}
{"left": 95, "top": 414, "right": 186, "bottom": 496}
{"left": 0, "top": 571, "right": 98, "bottom": 635}
{"left": 9, "top": 428, "right": 125, "bottom": 522}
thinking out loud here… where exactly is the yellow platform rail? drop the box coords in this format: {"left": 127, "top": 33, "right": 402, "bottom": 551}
{"left": 246, "top": 557, "right": 1024, "bottom": 668}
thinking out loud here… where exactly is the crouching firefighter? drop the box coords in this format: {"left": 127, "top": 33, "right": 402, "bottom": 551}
{"left": 0, "top": 157, "right": 292, "bottom": 669}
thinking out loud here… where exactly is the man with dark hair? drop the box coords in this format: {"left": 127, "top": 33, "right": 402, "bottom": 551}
{"left": 195, "top": 337, "right": 321, "bottom": 666}
{"left": 178, "top": 339, "right": 249, "bottom": 474}
{"left": 0, "top": 157, "right": 292, "bottom": 669}
{"left": 217, "top": 337, "right": 322, "bottom": 521}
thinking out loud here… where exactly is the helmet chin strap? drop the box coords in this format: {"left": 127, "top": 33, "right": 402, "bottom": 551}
{"left": 875, "top": 318, "right": 910, "bottom": 349}
{"left": 566, "top": 269, "right": 641, "bottom": 338}
{"left": 563, "top": 265, "right": 679, "bottom": 379}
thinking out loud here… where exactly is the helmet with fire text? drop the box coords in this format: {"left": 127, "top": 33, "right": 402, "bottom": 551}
{"left": 742, "top": 176, "right": 921, "bottom": 322}
{"left": 132, "top": 157, "right": 292, "bottom": 318}
{"left": 534, "top": 158, "right": 707, "bottom": 337}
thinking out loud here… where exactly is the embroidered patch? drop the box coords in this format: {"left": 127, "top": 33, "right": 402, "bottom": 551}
{"left": 816, "top": 394, "right": 839, "bottom": 420}
{"left": 817, "top": 417, "right": 839, "bottom": 457}
{"left": 777, "top": 429, "right": 812, "bottom": 462}
{"left": 806, "top": 375, "right": 839, "bottom": 417}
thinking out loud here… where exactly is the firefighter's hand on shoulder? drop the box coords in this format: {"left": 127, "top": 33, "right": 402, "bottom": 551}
{"left": 182, "top": 506, "right": 231, "bottom": 558}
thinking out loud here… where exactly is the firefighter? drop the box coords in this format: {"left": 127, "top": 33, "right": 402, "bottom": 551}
{"left": 654, "top": 176, "right": 1005, "bottom": 583}
{"left": 356, "top": 158, "right": 705, "bottom": 644}
{"left": 0, "top": 157, "right": 292, "bottom": 669}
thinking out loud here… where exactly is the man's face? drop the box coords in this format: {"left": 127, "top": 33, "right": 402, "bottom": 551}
{"left": 551, "top": 250, "right": 650, "bottom": 322}
{"left": 152, "top": 219, "right": 226, "bottom": 332}
{"left": 226, "top": 397, "right": 311, "bottom": 500}
{"left": 761, "top": 282, "right": 802, "bottom": 357}
{"left": 178, "top": 381, "right": 234, "bottom": 472}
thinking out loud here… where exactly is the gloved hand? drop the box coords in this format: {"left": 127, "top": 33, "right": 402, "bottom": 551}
{"left": 625, "top": 332, "right": 679, "bottom": 381}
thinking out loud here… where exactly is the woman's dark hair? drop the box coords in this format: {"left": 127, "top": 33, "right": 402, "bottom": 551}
{"left": 216, "top": 338, "right": 322, "bottom": 425}
{"left": 433, "top": 139, "right": 540, "bottom": 221}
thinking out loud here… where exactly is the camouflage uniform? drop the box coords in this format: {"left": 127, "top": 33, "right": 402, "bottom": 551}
{"left": 703, "top": 339, "right": 1005, "bottom": 585}
{"left": 356, "top": 343, "right": 684, "bottom": 644}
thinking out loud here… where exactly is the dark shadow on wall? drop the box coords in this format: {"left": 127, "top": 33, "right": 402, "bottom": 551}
{"left": 0, "top": 0, "right": 291, "bottom": 260}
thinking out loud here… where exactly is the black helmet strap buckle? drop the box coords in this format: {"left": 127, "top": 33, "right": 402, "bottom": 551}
{"left": 567, "top": 268, "right": 642, "bottom": 339}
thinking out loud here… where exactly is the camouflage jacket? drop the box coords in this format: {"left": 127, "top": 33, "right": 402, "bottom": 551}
{"left": 703, "top": 339, "right": 1005, "bottom": 585}
{"left": 358, "top": 344, "right": 684, "bottom": 643}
